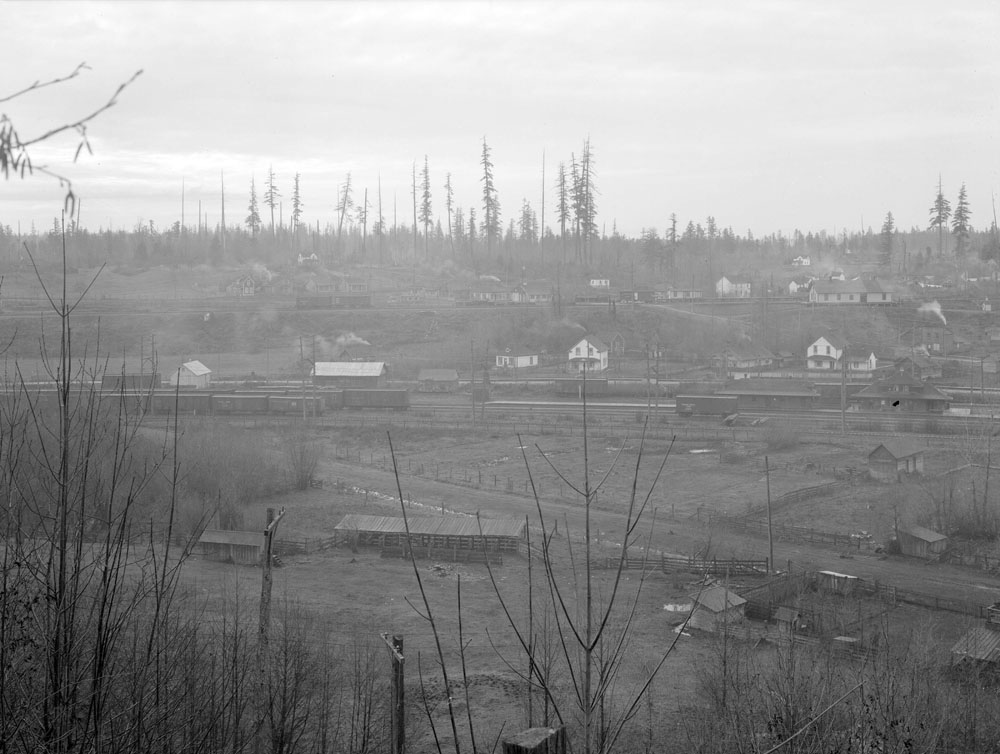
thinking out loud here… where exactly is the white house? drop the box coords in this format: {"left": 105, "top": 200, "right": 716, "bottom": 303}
{"left": 589, "top": 278, "right": 611, "bottom": 289}
{"left": 716, "top": 275, "right": 752, "bottom": 298}
{"left": 168, "top": 360, "right": 212, "bottom": 389}
{"left": 788, "top": 276, "right": 814, "bottom": 295}
{"left": 806, "top": 336, "right": 879, "bottom": 375}
{"left": 809, "top": 278, "right": 891, "bottom": 305}
{"left": 496, "top": 346, "right": 538, "bottom": 370}
{"left": 568, "top": 336, "right": 609, "bottom": 373}
{"left": 792, "top": 255, "right": 812, "bottom": 267}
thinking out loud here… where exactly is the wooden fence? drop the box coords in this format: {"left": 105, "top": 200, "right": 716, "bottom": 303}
{"left": 706, "top": 510, "right": 873, "bottom": 552}
{"left": 599, "top": 554, "right": 768, "bottom": 577}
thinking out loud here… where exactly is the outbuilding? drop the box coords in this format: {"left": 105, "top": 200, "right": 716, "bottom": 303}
{"left": 196, "top": 529, "right": 264, "bottom": 565}
{"left": 896, "top": 525, "right": 948, "bottom": 559}
{"left": 688, "top": 586, "right": 747, "bottom": 632}
{"left": 168, "top": 360, "right": 212, "bottom": 390}
{"left": 312, "top": 361, "right": 388, "bottom": 388}
{"left": 868, "top": 441, "right": 926, "bottom": 482}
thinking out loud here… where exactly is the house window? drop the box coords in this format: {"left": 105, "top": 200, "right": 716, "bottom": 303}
{"left": 825, "top": 346, "right": 830, "bottom": 355}
{"left": 849, "top": 294, "right": 855, "bottom": 300}
{"left": 837, "top": 294, "right": 842, "bottom": 301}
{"left": 575, "top": 347, "right": 581, "bottom": 356}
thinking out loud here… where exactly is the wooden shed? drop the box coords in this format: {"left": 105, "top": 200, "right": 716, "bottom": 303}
{"left": 688, "top": 586, "right": 747, "bottom": 632}
{"left": 196, "top": 529, "right": 264, "bottom": 565}
{"left": 896, "top": 525, "right": 948, "bottom": 559}
{"left": 868, "top": 441, "right": 926, "bottom": 482}
{"left": 168, "top": 360, "right": 212, "bottom": 390}
{"left": 334, "top": 514, "right": 526, "bottom": 557}
{"left": 417, "top": 368, "right": 460, "bottom": 393}
{"left": 312, "top": 361, "right": 388, "bottom": 388}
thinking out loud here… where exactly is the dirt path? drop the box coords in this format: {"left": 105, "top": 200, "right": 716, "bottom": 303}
{"left": 319, "top": 455, "right": 1000, "bottom": 608}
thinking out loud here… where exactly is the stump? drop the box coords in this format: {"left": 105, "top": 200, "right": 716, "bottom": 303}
{"left": 501, "top": 726, "right": 567, "bottom": 754}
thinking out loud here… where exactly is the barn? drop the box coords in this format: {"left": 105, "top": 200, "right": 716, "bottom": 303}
{"left": 312, "top": 361, "right": 388, "bottom": 388}
{"left": 417, "top": 368, "right": 460, "bottom": 392}
{"left": 168, "top": 360, "right": 212, "bottom": 390}
{"left": 196, "top": 529, "right": 264, "bottom": 565}
{"left": 687, "top": 586, "right": 747, "bottom": 632}
{"left": 868, "top": 441, "right": 926, "bottom": 482}
{"left": 896, "top": 525, "right": 948, "bottom": 559}
{"left": 334, "top": 514, "right": 526, "bottom": 559}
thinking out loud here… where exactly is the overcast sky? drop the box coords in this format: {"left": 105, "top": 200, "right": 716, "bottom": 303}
{"left": 2, "top": 0, "right": 998, "bottom": 240}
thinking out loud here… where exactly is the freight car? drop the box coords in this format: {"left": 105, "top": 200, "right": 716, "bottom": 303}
{"left": 151, "top": 391, "right": 213, "bottom": 415}
{"left": 553, "top": 378, "right": 610, "bottom": 397}
{"left": 341, "top": 388, "right": 410, "bottom": 410}
{"left": 675, "top": 394, "right": 738, "bottom": 417}
{"left": 268, "top": 395, "right": 325, "bottom": 415}
{"left": 210, "top": 393, "right": 270, "bottom": 414}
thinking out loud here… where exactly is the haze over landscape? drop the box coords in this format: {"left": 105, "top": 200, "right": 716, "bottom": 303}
{"left": 3, "top": 0, "right": 999, "bottom": 237}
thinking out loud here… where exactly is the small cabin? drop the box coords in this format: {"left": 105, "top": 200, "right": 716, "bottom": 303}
{"left": 896, "top": 525, "right": 948, "bottom": 560}
{"left": 687, "top": 586, "right": 747, "bottom": 632}
{"left": 196, "top": 529, "right": 264, "bottom": 565}
{"left": 868, "top": 442, "right": 926, "bottom": 482}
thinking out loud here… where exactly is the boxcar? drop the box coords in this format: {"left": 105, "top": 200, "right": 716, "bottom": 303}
{"left": 151, "top": 391, "right": 213, "bottom": 415}
{"left": 342, "top": 388, "right": 410, "bottom": 410}
{"left": 211, "top": 394, "right": 270, "bottom": 414}
{"left": 268, "top": 395, "right": 325, "bottom": 415}
{"left": 319, "top": 389, "right": 345, "bottom": 409}
{"left": 675, "top": 395, "right": 738, "bottom": 416}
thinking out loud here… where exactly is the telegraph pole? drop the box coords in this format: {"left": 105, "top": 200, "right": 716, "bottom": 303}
{"left": 381, "top": 633, "right": 405, "bottom": 754}
{"left": 256, "top": 507, "right": 286, "bottom": 754}
{"left": 470, "top": 339, "right": 476, "bottom": 429}
{"left": 765, "top": 456, "right": 774, "bottom": 575}
{"left": 841, "top": 345, "right": 848, "bottom": 435}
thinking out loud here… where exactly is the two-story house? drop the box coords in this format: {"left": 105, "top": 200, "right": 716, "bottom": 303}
{"left": 806, "top": 335, "right": 879, "bottom": 376}
{"left": 716, "top": 275, "right": 752, "bottom": 298}
{"left": 568, "top": 336, "right": 609, "bottom": 373}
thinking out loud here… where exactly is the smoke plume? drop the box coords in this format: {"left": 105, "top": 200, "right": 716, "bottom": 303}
{"left": 917, "top": 300, "right": 946, "bottom": 325}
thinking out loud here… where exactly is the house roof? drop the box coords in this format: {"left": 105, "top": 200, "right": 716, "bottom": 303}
{"left": 854, "top": 376, "right": 951, "bottom": 401}
{"left": 719, "top": 275, "right": 752, "bottom": 285}
{"left": 951, "top": 626, "right": 1000, "bottom": 662}
{"left": 501, "top": 344, "right": 539, "bottom": 356}
{"left": 181, "top": 360, "right": 211, "bottom": 376}
{"left": 900, "top": 525, "right": 948, "bottom": 543}
{"left": 313, "top": 361, "right": 386, "bottom": 377}
{"left": 869, "top": 441, "right": 926, "bottom": 460}
{"left": 812, "top": 278, "right": 884, "bottom": 295}
{"left": 812, "top": 333, "right": 849, "bottom": 349}
{"left": 773, "top": 606, "right": 801, "bottom": 623}
{"left": 334, "top": 514, "right": 526, "bottom": 539}
{"left": 692, "top": 586, "right": 747, "bottom": 613}
{"left": 572, "top": 336, "right": 608, "bottom": 352}
{"left": 418, "top": 369, "right": 459, "bottom": 382}
{"left": 198, "top": 529, "right": 264, "bottom": 547}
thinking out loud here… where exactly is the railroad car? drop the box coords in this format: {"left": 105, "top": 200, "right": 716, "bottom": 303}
{"left": 296, "top": 294, "right": 334, "bottom": 309}
{"left": 210, "top": 393, "right": 270, "bottom": 414}
{"left": 675, "top": 394, "right": 738, "bottom": 417}
{"left": 341, "top": 388, "right": 410, "bottom": 410}
{"left": 553, "top": 378, "right": 610, "bottom": 397}
{"left": 268, "top": 395, "right": 325, "bottom": 415}
{"left": 151, "top": 391, "right": 213, "bottom": 415}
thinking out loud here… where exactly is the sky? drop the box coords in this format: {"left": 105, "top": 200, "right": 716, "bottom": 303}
{"left": 2, "top": 0, "right": 998, "bottom": 240}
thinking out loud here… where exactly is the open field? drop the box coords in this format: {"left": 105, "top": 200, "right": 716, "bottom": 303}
{"left": 175, "top": 420, "right": 1000, "bottom": 745}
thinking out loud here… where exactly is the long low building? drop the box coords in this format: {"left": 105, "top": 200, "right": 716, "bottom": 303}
{"left": 716, "top": 379, "right": 820, "bottom": 410}
{"left": 312, "top": 361, "right": 388, "bottom": 388}
{"left": 334, "top": 514, "right": 526, "bottom": 553}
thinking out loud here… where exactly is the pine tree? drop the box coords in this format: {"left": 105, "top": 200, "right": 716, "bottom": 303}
{"left": 880, "top": 211, "right": 895, "bottom": 268}
{"left": 556, "top": 161, "right": 569, "bottom": 264}
{"left": 467, "top": 206, "right": 477, "bottom": 261}
{"left": 246, "top": 176, "right": 261, "bottom": 235}
{"left": 480, "top": 137, "right": 500, "bottom": 258}
{"left": 518, "top": 198, "right": 537, "bottom": 244}
{"left": 336, "top": 173, "right": 352, "bottom": 258}
{"left": 263, "top": 165, "right": 280, "bottom": 237}
{"left": 952, "top": 182, "right": 971, "bottom": 256}
{"left": 578, "top": 139, "right": 598, "bottom": 263}
{"left": 419, "top": 155, "right": 432, "bottom": 259}
{"left": 929, "top": 176, "right": 951, "bottom": 255}
{"left": 291, "top": 172, "right": 303, "bottom": 230}
{"left": 444, "top": 172, "right": 454, "bottom": 258}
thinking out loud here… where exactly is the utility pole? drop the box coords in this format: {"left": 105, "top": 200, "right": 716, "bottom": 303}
{"left": 381, "top": 633, "right": 405, "bottom": 754}
{"left": 765, "top": 456, "right": 774, "bottom": 575}
{"left": 471, "top": 339, "right": 476, "bottom": 429}
{"left": 841, "top": 344, "right": 848, "bottom": 435}
{"left": 256, "top": 506, "right": 286, "bottom": 754}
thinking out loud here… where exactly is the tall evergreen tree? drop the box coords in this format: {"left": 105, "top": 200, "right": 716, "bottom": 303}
{"left": 336, "top": 173, "right": 353, "bottom": 257}
{"left": 556, "top": 161, "right": 569, "bottom": 264}
{"left": 467, "top": 206, "right": 477, "bottom": 261}
{"left": 480, "top": 137, "right": 500, "bottom": 258}
{"left": 880, "top": 211, "right": 895, "bottom": 267}
{"left": 290, "top": 172, "right": 303, "bottom": 233}
{"left": 952, "top": 182, "right": 971, "bottom": 256}
{"left": 419, "top": 155, "right": 432, "bottom": 259}
{"left": 263, "top": 165, "right": 280, "bottom": 237}
{"left": 578, "top": 139, "right": 598, "bottom": 263}
{"left": 245, "top": 176, "right": 261, "bottom": 235}
{"left": 518, "top": 198, "right": 538, "bottom": 244}
{"left": 929, "top": 176, "right": 951, "bottom": 255}
{"left": 444, "top": 172, "right": 454, "bottom": 258}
